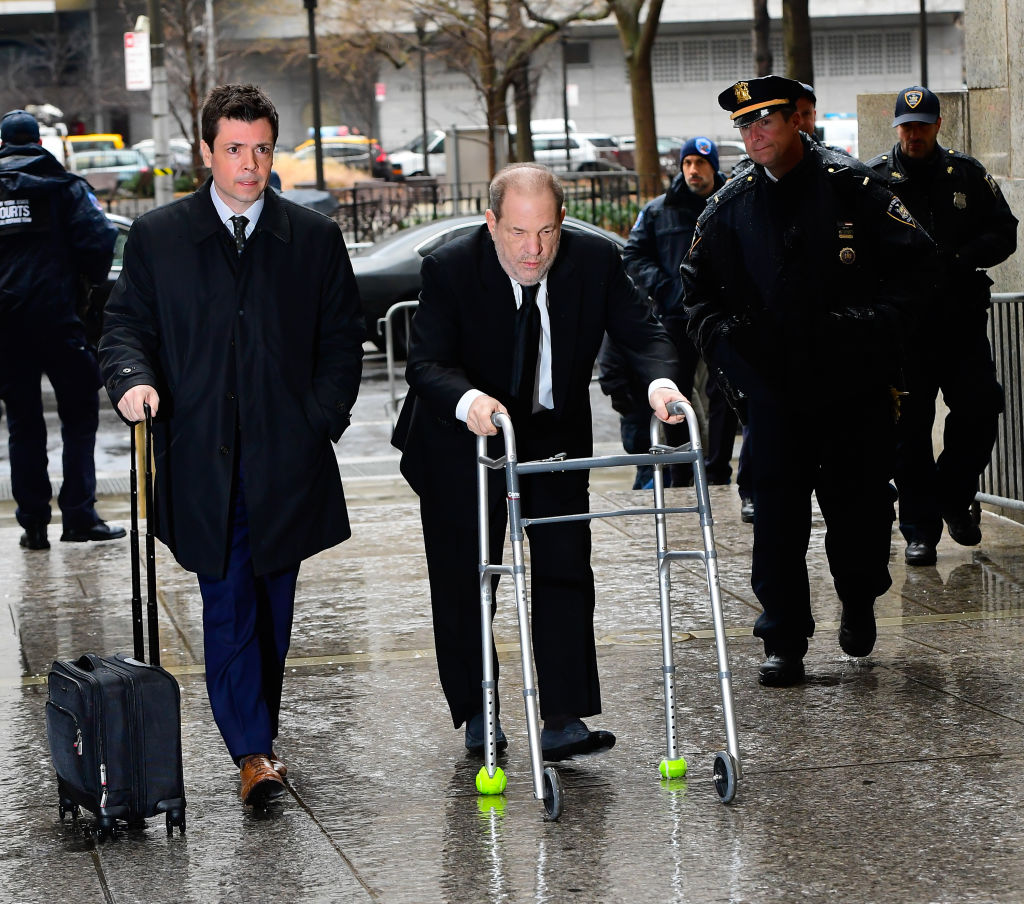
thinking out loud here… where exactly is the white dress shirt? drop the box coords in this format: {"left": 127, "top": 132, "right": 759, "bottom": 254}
{"left": 209, "top": 184, "right": 264, "bottom": 241}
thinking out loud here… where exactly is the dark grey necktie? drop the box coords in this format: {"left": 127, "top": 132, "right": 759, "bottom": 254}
{"left": 230, "top": 215, "right": 248, "bottom": 254}
{"left": 510, "top": 282, "right": 541, "bottom": 405}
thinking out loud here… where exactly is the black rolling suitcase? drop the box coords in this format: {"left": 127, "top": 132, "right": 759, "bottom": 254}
{"left": 45, "top": 406, "right": 186, "bottom": 837}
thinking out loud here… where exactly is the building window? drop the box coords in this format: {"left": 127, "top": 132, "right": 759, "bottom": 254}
{"left": 681, "top": 39, "right": 709, "bottom": 83}
{"left": 652, "top": 41, "right": 679, "bottom": 83}
{"left": 563, "top": 42, "right": 590, "bottom": 66}
{"left": 857, "top": 33, "right": 884, "bottom": 74}
{"left": 812, "top": 35, "right": 826, "bottom": 76}
{"left": 827, "top": 34, "right": 855, "bottom": 76}
{"left": 711, "top": 38, "right": 738, "bottom": 80}
{"left": 886, "top": 32, "right": 912, "bottom": 73}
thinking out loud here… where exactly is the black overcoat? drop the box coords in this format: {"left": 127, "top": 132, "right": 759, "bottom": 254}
{"left": 393, "top": 224, "right": 678, "bottom": 492}
{"left": 99, "top": 180, "right": 365, "bottom": 577}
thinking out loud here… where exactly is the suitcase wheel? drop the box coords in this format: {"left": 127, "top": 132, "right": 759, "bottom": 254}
{"left": 58, "top": 796, "right": 80, "bottom": 822}
{"left": 166, "top": 809, "right": 186, "bottom": 837}
{"left": 92, "top": 815, "right": 118, "bottom": 840}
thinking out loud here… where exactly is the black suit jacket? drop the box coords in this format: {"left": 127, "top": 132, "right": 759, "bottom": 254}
{"left": 394, "top": 224, "right": 677, "bottom": 494}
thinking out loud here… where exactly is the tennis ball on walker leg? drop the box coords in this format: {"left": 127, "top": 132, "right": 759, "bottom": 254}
{"left": 475, "top": 766, "right": 508, "bottom": 795}
{"left": 659, "top": 757, "right": 687, "bottom": 779}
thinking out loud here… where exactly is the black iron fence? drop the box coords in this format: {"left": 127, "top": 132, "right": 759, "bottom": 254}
{"left": 328, "top": 171, "right": 643, "bottom": 244}
{"left": 99, "top": 171, "right": 646, "bottom": 243}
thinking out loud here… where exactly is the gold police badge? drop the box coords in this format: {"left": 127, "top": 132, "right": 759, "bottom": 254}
{"left": 953, "top": 192, "right": 967, "bottom": 210}
{"left": 839, "top": 247, "right": 856, "bottom": 264}
{"left": 734, "top": 81, "right": 752, "bottom": 103}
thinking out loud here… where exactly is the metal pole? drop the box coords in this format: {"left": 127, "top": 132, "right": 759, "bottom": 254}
{"left": 561, "top": 35, "right": 571, "bottom": 170}
{"left": 90, "top": 6, "right": 102, "bottom": 131}
{"left": 147, "top": 2, "right": 173, "bottom": 206}
{"left": 205, "top": 0, "right": 217, "bottom": 97}
{"left": 919, "top": 0, "right": 929, "bottom": 86}
{"left": 305, "top": 0, "right": 325, "bottom": 191}
{"left": 415, "top": 16, "right": 430, "bottom": 177}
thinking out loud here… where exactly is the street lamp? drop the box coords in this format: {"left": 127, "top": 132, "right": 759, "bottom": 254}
{"left": 561, "top": 34, "right": 571, "bottom": 170}
{"left": 413, "top": 11, "right": 430, "bottom": 177}
{"left": 304, "top": 0, "right": 325, "bottom": 190}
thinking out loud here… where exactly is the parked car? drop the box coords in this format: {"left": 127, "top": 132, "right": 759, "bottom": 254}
{"left": 714, "top": 140, "right": 748, "bottom": 176}
{"left": 531, "top": 132, "right": 623, "bottom": 171}
{"left": 387, "top": 129, "right": 447, "bottom": 178}
{"left": 349, "top": 213, "right": 626, "bottom": 353}
{"left": 616, "top": 135, "right": 685, "bottom": 175}
{"left": 292, "top": 135, "right": 400, "bottom": 180}
{"left": 67, "top": 133, "right": 124, "bottom": 153}
{"left": 71, "top": 148, "right": 152, "bottom": 196}
{"left": 132, "top": 137, "right": 193, "bottom": 173}
{"left": 80, "top": 213, "right": 132, "bottom": 346}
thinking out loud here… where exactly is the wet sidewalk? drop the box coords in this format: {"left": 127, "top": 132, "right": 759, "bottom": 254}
{"left": 2, "top": 356, "right": 1023, "bottom": 903}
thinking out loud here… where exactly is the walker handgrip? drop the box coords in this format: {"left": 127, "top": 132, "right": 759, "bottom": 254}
{"left": 667, "top": 400, "right": 689, "bottom": 417}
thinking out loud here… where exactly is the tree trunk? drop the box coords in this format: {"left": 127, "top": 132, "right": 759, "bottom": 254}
{"left": 510, "top": 55, "right": 534, "bottom": 162}
{"left": 752, "top": 0, "right": 772, "bottom": 76}
{"left": 628, "top": 50, "right": 661, "bottom": 197}
{"left": 612, "top": 0, "right": 666, "bottom": 199}
{"left": 782, "top": 0, "right": 814, "bottom": 84}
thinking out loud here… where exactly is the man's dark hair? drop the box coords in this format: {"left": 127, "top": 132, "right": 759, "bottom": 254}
{"left": 201, "top": 84, "right": 279, "bottom": 149}
{"left": 489, "top": 163, "right": 564, "bottom": 220}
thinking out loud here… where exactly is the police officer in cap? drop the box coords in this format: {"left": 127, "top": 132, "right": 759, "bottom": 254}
{"left": 866, "top": 87, "right": 1018, "bottom": 567}
{"left": 0, "top": 109, "right": 122, "bottom": 551}
{"left": 681, "top": 76, "right": 937, "bottom": 685}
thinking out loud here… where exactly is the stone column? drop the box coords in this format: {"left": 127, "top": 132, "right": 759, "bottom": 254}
{"left": 965, "top": 0, "right": 1023, "bottom": 291}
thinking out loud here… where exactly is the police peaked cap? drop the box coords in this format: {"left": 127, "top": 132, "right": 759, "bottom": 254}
{"left": 718, "top": 75, "right": 805, "bottom": 128}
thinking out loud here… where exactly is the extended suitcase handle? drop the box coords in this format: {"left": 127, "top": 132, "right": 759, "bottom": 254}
{"left": 129, "top": 405, "right": 160, "bottom": 666}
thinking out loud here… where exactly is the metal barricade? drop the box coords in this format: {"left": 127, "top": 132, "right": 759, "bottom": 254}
{"left": 980, "top": 293, "right": 1024, "bottom": 512}
{"left": 379, "top": 300, "right": 419, "bottom": 428}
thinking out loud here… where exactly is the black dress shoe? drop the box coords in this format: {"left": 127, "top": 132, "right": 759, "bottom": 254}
{"left": 540, "top": 718, "right": 615, "bottom": 761}
{"left": 905, "top": 540, "right": 937, "bottom": 566}
{"left": 60, "top": 520, "right": 127, "bottom": 543}
{"left": 758, "top": 654, "right": 805, "bottom": 687}
{"left": 740, "top": 497, "right": 754, "bottom": 524}
{"left": 943, "top": 510, "right": 981, "bottom": 547}
{"left": 19, "top": 525, "right": 49, "bottom": 550}
{"left": 465, "top": 712, "right": 508, "bottom": 756}
{"left": 839, "top": 608, "right": 876, "bottom": 657}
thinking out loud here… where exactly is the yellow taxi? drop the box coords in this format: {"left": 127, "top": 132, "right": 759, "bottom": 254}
{"left": 68, "top": 133, "right": 125, "bottom": 153}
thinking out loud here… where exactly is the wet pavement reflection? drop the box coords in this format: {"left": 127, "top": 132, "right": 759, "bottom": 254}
{"left": 2, "top": 351, "right": 1024, "bottom": 902}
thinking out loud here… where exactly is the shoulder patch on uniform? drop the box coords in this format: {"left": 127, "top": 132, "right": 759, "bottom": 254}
{"left": 632, "top": 209, "right": 644, "bottom": 230}
{"left": 886, "top": 195, "right": 916, "bottom": 227}
{"left": 985, "top": 172, "right": 1001, "bottom": 197}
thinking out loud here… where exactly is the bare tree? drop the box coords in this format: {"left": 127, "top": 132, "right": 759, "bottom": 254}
{"left": 753, "top": 0, "right": 772, "bottom": 76}
{"left": 604, "top": 0, "right": 664, "bottom": 197}
{"left": 782, "top": 0, "right": 813, "bottom": 84}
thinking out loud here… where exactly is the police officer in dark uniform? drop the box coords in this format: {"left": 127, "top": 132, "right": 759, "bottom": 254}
{"left": 681, "top": 76, "right": 937, "bottom": 686}
{"left": 866, "top": 87, "right": 1018, "bottom": 567}
{"left": 601, "top": 136, "right": 737, "bottom": 489}
{"left": 0, "top": 109, "right": 123, "bottom": 550}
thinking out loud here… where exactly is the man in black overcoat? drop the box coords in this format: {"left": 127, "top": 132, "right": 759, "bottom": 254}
{"left": 393, "top": 163, "right": 685, "bottom": 760}
{"left": 99, "top": 85, "right": 365, "bottom": 806}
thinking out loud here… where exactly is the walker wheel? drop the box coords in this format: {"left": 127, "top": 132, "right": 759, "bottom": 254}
{"left": 712, "top": 751, "right": 737, "bottom": 804}
{"left": 542, "top": 766, "right": 563, "bottom": 821}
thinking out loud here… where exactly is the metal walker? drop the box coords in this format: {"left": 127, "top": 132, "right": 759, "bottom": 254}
{"left": 474, "top": 400, "right": 742, "bottom": 820}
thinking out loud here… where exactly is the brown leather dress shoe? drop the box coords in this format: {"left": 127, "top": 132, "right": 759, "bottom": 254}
{"left": 239, "top": 754, "right": 286, "bottom": 806}
{"left": 270, "top": 750, "right": 288, "bottom": 778}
